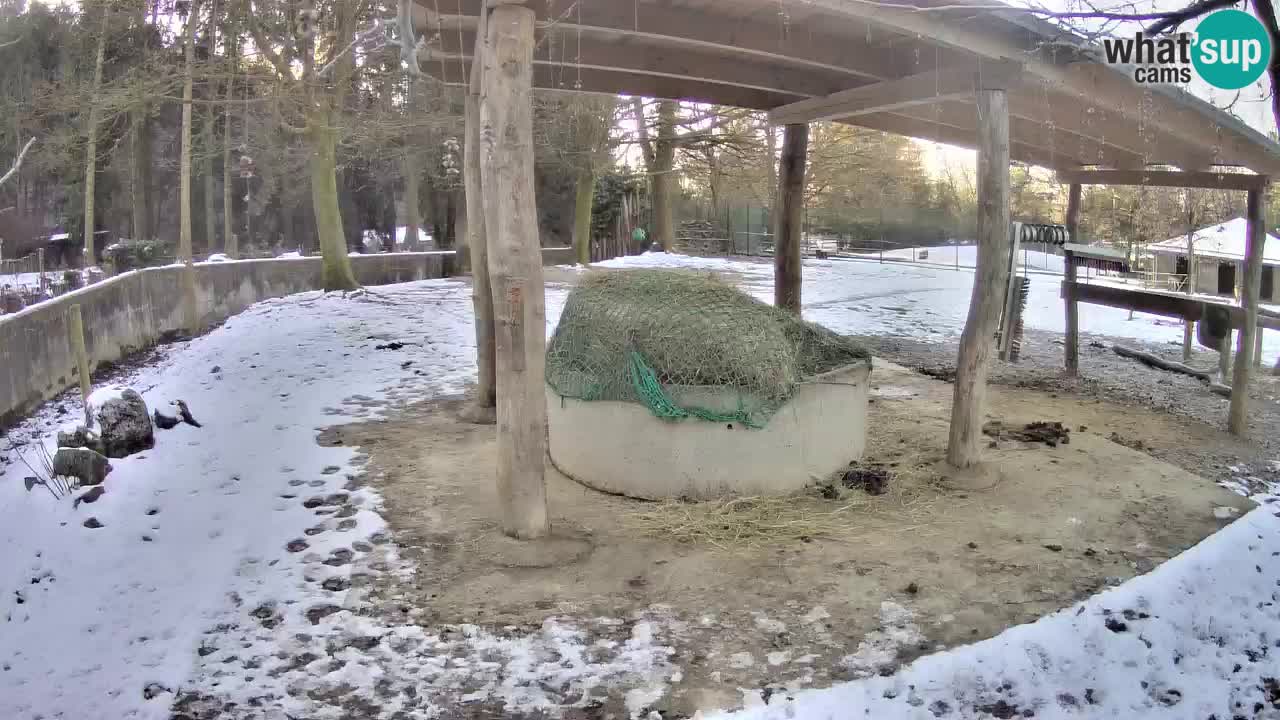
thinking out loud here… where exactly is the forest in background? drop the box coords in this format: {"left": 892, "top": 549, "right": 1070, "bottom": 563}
{"left": 0, "top": 0, "right": 1271, "bottom": 272}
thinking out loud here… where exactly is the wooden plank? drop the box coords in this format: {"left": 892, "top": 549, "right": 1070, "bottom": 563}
{"left": 1056, "top": 169, "right": 1270, "bottom": 191}
{"left": 1063, "top": 184, "right": 1082, "bottom": 374}
{"left": 1065, "top": 281, "right": 1280, "bottom": 331}
{"left": 767, "top": 61, "right": 1020, "bottom": 125}
{"left": 479, "top": 3, "right": 549, "bottom": 539}
{"left": 1068, "top": 282, "right": 1204, "bottom": 321}
{"left": 947, "top": 88, "right": 1009, "bottom": 469}
{"left": 774, "top": 123, "right": 808, "bottom": 313}
{"left": 1229, "top": 187, "right": 1267, "bottom": 435}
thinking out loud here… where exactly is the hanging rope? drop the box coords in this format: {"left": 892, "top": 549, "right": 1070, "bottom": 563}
{"left": 626, "top": 351, "right": 762, "bottom": 428}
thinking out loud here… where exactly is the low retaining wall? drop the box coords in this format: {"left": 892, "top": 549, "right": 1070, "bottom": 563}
{"left": 547, "top": 361, "right": 872, "bottom": 499}
{"left": 1, "top": 249, "right": 572, "bottom": 427}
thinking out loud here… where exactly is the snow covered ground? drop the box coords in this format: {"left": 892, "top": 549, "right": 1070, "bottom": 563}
{"left": 717, "top": 502, "right": 1280, "bottom": 720}
{"left": 1, "top": 253, "right": 1277, "bottom": 719}
{"left": 854, "top": 243, "right": 1067, "bottom": 274}
{"left": 598, "top": 250, "right": 1280, "bottom": 361}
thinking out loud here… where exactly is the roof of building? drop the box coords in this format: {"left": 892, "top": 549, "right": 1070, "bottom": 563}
{"left": 1148, "top": 218, "right": 1280, "bottom": 264}
{"left": 415, "top": 0, "right": 1280, "bottom": 175}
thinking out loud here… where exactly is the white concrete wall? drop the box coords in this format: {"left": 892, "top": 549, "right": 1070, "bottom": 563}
{"left": 546, "top": 361, "right": 872, "bottom": 499}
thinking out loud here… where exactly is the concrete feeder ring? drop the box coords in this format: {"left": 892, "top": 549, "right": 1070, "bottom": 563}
{"left": 547, "top": 359, "right": 872, "bottom": 500}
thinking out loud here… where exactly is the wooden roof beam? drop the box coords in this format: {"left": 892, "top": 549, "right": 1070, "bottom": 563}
{"left": 850, "top": 111, "right": 1076, "bottom": 171}
{"left": 797, "top": 0, "right": 1280, "bottom": 174}
{"left": 430, "top": 29, "right": 860, "bottom": 99}
{"left": 875, "top": 99, "right": 1143, "bottom": 169}
{"left": 420, "top": 59, "right": 801, "bottom": 109}
{"left": 768, "top": 61, "right": 1021, "bottom": 125}
{"left": 1055, "top": 169, "right": 1270, "bottom": 191}
{"left": 418, "top": 2, "right": 952, "bottom": 86}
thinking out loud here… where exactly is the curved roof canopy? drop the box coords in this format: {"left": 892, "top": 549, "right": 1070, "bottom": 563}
{"left": 414, "top": 0, "right": 1280, "bottom": 176}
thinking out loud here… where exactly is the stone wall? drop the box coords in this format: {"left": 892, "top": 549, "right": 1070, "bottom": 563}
{"left": 0, "top": 249, "right": 572, "bottom": 427}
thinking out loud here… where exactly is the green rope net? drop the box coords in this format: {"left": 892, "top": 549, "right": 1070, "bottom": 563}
{"left": 546, "top": 269, "right": 870, "bottom": 427}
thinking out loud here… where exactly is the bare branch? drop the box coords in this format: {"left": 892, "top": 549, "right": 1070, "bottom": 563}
{"left": 0, "top": 137, "right": 36, "bottom": 189}
{"left": 246, "top": 1, "right": 296, "bottom": 82}
{"left": 1145, "top": 0, "right": 1239, "bottom": 33}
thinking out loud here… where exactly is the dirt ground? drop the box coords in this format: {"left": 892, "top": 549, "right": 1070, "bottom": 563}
{"left": 333, "top": 359, "right": 1253, "bottom": 718}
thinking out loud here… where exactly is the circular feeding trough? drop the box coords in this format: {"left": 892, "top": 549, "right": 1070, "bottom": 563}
{"left": 545, "top": 269, "right": 872, "bottom": 500}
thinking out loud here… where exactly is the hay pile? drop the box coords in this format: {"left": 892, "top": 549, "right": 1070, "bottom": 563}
{"left": 545, "top": 269, "right": 869, "bottom": 427}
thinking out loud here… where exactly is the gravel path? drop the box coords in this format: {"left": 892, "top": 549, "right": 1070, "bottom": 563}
{"left": 856, "top": 327, "right": 1280, "bottom": 486}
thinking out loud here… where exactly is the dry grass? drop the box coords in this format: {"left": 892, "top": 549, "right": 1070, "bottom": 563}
{"left": 625, "top": 444, "right": 948, "bottom": 550}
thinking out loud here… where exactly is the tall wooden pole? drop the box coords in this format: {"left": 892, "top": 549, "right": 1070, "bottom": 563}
{"left": 1229, "top": 185, "right": 1268, "bottom": 435}
{"left": 463, "top": 7, "right": 497, "bottom": 417}
{"left": 1182, "top": 194, "right": 1196, "bottom": 362}
{"left": 774, "top": 123, "right": 808, "bottom": 313}
{"left": 947, "top": 88, "right": 1010, "bottom": 469}
{"left": 480, "top": 2, "right": 549, "bottom": 539}
{"left": 1063, "top": 182, "right": 1081, "bottom": 375}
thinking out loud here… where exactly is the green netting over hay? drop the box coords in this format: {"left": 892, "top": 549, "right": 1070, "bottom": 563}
{"left": 545, "top": 269, "right": 870, "bottom": 427}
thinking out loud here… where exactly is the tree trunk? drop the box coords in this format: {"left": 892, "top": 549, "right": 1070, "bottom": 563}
{"left": 573, "top": 169, "right": 595, "bottom": 264}
{"left": 653, "top": 100, "right": 678, "bottom": 252}
{"left": 308, "top": 118, "right": 359, "bottom": 291}
{"left": 947, "top": 88, "right": 1010, "bottom": 469}
{"left": 130, "top": 110, "right": 152, "bottom": 242}
{"left": 223, "top": 73, "right": 236, "bottom": 257}
{"left": 479, "top": 3, "right": 548, "bottom": 540}
{"left": 463, "top": 9, "right": 496, "bottom": 417}
{"left": 774, "top": 123, "right": 808, "bottom": 313}
{"left": 203, "top": 109, "right": 217, "bottom": 256}
{"left": 1229, "top": 188, "right": 1267, "bottom": 435}
{"left": 403, "top": 77, "right": 421, "bottom": 251}
{"left": 179, "top": 0, "right": 201, "bottom": 331}
{"left": 83, "top": 8, "right": 109, "bottom": 266}
{"left": 1063, "top": 183, "right": 1081, "bottom": 374}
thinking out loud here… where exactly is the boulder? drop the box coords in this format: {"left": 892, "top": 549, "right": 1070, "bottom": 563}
{"left": 95, "top": 389, "right": 154, "bottom": 458}
{"left": 57, "top": 425, "right": 105, "bottom": 455}
{"left": 53, "top": 447, "right": 112, "bottom": 487}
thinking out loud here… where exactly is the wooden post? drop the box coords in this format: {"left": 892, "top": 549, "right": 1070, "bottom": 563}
{"left": 1219, "top": 330, "right": 1233, "bottom": 379}
{"left": 774, "top": 123, "right": 808, "bottom": 313}
{"left": 947, "top": 88, "right": 1010, "bottom": 469}
{"left": 1229, "top": 186, "right": 1267, "bottom": 435}
{"left": 462, "top": 7, "right": 497, "bottom": 417}
{"left": 37, "top": 247, "right": 45, "bottom": 296}
{"left": 67, "top": 304, "right": 92, "bottom": 428}
{"left": 1182, "top": 195, "right": 1196, "bottom": 362}
{"left": 480, "top": 2, "right": 549, "bottom": 539}
{"left": 1063, "top": 183, "right": 1082, "bottom": 375}
{"left": 1254, "top": 328, "right": 1264, "bottom": 369}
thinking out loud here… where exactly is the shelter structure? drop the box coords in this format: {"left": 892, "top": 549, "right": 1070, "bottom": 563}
{"left": 1147, "top": 218, "right": 1280, "bottom": 301}
{"left": 411, "top": 0, "right": 1280, "bottom": 537}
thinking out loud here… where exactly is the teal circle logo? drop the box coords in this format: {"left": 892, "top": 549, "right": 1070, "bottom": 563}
{"left": 1192, "top": 10, "right": 1272, "bottom": 90}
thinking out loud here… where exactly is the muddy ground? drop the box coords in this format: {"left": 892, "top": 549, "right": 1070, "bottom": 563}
{"left": 858, "top": 326, "right": 1280, "bottom": 486}
{"left": 334, "top": 358, "right": 1252, "bottom": 717}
